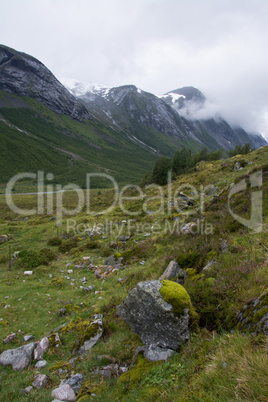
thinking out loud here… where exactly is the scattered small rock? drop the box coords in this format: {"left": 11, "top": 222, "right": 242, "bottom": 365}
{"left": 159, "top": 260, "right": 181, "bottom": 281}
{"left": 4, "top": 333, "right": 17, "bottom": 344}
{"left": 35, "top": 360, "right": 47, "bottom": 369}
{"left": 23, "top": 386, "right": 33, "bottom": 394}
{"left": 34, "top": 337, "right": 49, "bottom": 360}
{"left": 32, "top": 374, "right": 49, "bottom": 389}
{"left": 24, "top": 335, "right": 35, "bottom": 342}
{"left": 57, "top": 308, "right": 68, "bottom": 317}
{"left": 62, "top": 373, "right": 84, "bottom": 394}
{"left": 51, "top": 383, "right": 76, "bottom": 401}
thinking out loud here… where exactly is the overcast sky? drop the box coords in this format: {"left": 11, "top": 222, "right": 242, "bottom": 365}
{"left": 1, "top": 0, "right": 268, "bottom": 139}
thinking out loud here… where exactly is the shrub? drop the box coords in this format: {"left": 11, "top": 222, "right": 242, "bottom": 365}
{"left": 59, "top": 239, "right": 78, "bottom": 253}
{"left": 47, "top": 237, "right": 62, "bottom": 246}
{"left": 17, "top": 248, "right": 56, "bottom": 268}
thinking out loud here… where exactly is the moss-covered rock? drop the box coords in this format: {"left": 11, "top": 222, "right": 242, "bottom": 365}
{"left": 160, "top": 280, "right": 199, "bottom": 332}
{"left": 118, "top": 280, "right": 192, "bottom": 351}
{"left": 60, "top": 315, "right": 103, "bottom": 355}
{"left": 237, "top": 290, "right": 268, "bottom": 335}
{"left": 159, "top": 280, "right": 191, "bottom": 315}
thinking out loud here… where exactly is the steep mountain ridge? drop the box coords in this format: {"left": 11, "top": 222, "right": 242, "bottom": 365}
{"left": 0, "top": 44, "right": 266, "bottom": 187}
{"left": 0, "top": 45, "right": 90, "bottom": 121}
{"left": 64, "top": 79, "right": 267, "bottom": 151}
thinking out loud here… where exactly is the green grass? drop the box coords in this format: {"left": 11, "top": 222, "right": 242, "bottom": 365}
{"left": 0, "top": 146, "right": 267, "bottom": 401}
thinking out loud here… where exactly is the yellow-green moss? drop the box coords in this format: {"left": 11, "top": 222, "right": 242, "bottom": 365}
{"left": 160, "top": 280, "right": 199, "bottom": 331}
{"left": 77, "top": 380, "right": 91, "bottom": 400}
{"left": 50, "top": 276, "right": 64, "bottom": 287}
{"left": 59, "top": 318, "right": 101, "bottom": 353}
{"left": 160, "top": 280, "right": 191, "bottom": 316}
{"left": 119, "top": 356, "right": 158, "bottom": 386}
{"left": 49, "top": 360, "right": 72, "bottom": 373}
{"left": 0, "top": 320, "right": 10, "bottom": 326}
{"left": 72, "top": 323, "right": 100, "bottom": 353}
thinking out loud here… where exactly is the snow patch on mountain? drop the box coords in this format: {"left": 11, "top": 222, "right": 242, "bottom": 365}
{"left": 61, "top": 78, "right": 111, "bottom": 98}
{"left": 158, "top": 92, "right": 185, "bottom": 103}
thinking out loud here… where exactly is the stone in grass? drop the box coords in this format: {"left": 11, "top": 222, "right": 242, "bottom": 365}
{"left": 51, "top": 384, "right": 76, "bottom": 401}
{"left": 62, "top": 373, "right": 84, "bottom": 394}
{"left": 0, "top": 343, "right": 35, "bottom": 370}
{"left": 75, "top": 315, "right": 103, "bottom": 355}
{"left": 34, "top": 337, "right": 49, "bottom": 360}
{"left": 159, "top": 260, "right": 181, "bottom": 281}
{"left": 32, "top": 374, "right": 49, "bottom": 389}
{"left": 237, "top": 290, "right": 268, "bottom": 335}
{"left": 24, "top": 334, "right": 35, "bottom": 342}
{"left": 4, "top": 333, "right": 17, "bottom": 344}
{"left": 23, "top": 386, "right": 33, "bottom": 394}
{"left": 118, "top": 280, "right": 193, "bottom": 352}
{"left": 35, "top": 360, "right": 47, "bottom": 369}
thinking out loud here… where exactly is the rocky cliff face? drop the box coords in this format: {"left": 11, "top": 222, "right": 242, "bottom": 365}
{"left": 0, "top": 44, "right": 266, "bottom": 152}
{"left": 0, "top": 45, "right": 90, "bottom": 121}
{"left": 65, "top": 81, "right": 267, "bottom": 151}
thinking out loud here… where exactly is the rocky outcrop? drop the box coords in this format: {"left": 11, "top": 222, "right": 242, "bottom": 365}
{"left": 0, "top": 44, "right": 90, "bottom": 121}
{"left": 237, "top": 290, "right": 268, "bottom": 335}
{"left": 118, "top": 280, "right": 191, "bottom": 355}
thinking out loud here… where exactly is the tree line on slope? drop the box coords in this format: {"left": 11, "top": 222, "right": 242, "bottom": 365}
{"left": 141, "top": 143, "right": 253, "bottom": 186}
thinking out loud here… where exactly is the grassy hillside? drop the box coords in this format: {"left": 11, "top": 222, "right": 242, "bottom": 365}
{"left": 0, "top": 90, "right": 159, "bottom": 188}
{"left": 0, "top": 146, "right": 267, "bottom": 401}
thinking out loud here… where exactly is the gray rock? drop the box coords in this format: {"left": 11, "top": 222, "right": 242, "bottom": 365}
{"left": 83, "top": 285, "right": 95, "bottom": 292}
{"left": 118, "top": 280, "right": 190, "bottom": 350}
{"left": 202, "top": 260, "right": 214, "bottom": 272}
{"left": 34, "top": 337, "right": 49, "bottom": 360}
{"left": 35, "top": 360, "right": 47, "bottom": 369}
{"left": 181, "top": 222, "right": 197, "bottom": 234}
{"left": 63, "top": 373, "right": 84, "bottom": 394}
{"left": 0, "top": 342, "right": 35, "bottom": 370}
{"left": 234, "top": 161, "right": 241, "bottom": 170}
{"left": 57, "top": 308, "right": 68, "bottom": 317}
{"left": 24, "top": 334, "right": 35, "bottom": 342}
{"left": 237, "top": 290, "right": 268, "bottom": 335}
{"left": 76, "top": 315, "right": 103, "bottom": 355}
{"left": 51, "top": 384, "right": 76, "bottom": 401}
{"left": 207, "top": 185, "right": 217, "bottom": 195}
{"left": 4, "top": 333, "right": 17, "bottom": 344}
{"left": 159, "top": 260, "right": 181, "bottom": 281}
{"left": 0, "top": 45, "right": 90, "bottom": 121}
{"left": 23, "top": 386, "right": 33, "bottom": 394}
{"left": 32, "top": 374, "right": 49, "bottom": 389}
{"left": 144, "top": 345, "right": 176, "bottom": 362}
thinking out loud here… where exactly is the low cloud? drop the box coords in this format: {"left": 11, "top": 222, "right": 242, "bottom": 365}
{"left": 1, "top": 0, "right": 268, "bottom": 140}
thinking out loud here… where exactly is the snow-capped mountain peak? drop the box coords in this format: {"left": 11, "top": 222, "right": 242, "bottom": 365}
{"left": 61, "top": 77, "right": 111, "bottom": 98}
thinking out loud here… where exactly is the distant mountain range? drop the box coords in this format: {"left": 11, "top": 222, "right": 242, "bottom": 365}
{"left": 0, "top": 44, "right": 266, "bottom": 187}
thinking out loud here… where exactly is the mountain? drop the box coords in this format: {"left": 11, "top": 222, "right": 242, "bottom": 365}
{"left": 64, "top": 80, "right": 267, "bottom": 151}
{"left": 0, "top": 44, "right": 266, "bottom": 188}
{"left": 0, "top": 45, "right": 90, "bottom": 121}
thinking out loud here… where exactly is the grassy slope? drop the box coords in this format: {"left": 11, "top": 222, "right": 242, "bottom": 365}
{"left": 0, "top": 91, "right": 159, "bottom": 188}
{"left": 0, "top": 146, "right": 267, "bottom": 401}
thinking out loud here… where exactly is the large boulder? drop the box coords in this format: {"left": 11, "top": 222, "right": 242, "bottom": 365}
{"left": 118, "top": 280, "right": 191, "bottom": 351}
{"left": 0, "top": 342, "right": 35, "bottom": 370}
